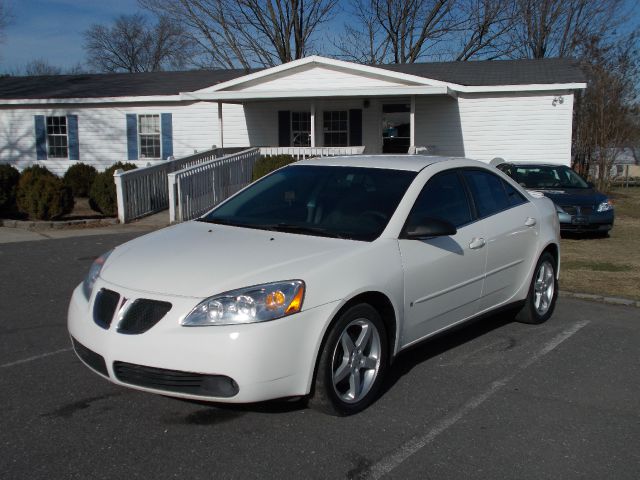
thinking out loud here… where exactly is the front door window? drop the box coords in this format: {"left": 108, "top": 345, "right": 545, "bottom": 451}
{"left": 382, "top": 104, "right": 410, "bottom": 153}
{"left": 292, "top": 111, "right": 311, "bottom": 147}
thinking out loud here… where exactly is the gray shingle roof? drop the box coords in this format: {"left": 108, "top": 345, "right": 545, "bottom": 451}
{"left": 375, "top": 58, "right": 586, "bottom": 86}
{"left": 0, "top": 69, "right": 254, "bottom": 100}
{"left": 0, "top": 58, "right": 585, "bottom": 100}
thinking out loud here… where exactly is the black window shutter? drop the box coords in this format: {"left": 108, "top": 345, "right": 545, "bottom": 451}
{"left": 349, "top": 109, "right": 362, "bottom": 146}
{"left": 278, "top": 111, "right": 291, "bottom": 147}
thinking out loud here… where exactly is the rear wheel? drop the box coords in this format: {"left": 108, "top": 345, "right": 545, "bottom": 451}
{"left": 310, "top": 304, "right": 388, "bottom": 416}
{"left": 516, "top": 252, "right": 558, "bottom": 324}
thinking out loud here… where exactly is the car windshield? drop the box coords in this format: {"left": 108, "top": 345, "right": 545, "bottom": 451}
{"left": 200, "top": 165, "right": 417, "bottom": 241}
{"left": 504, "top": 165, "right": 590, "bottom": 189}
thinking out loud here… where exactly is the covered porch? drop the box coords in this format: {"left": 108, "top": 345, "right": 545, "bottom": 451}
{"left": 183, "top": 86, "right": 458, "bottom": 155}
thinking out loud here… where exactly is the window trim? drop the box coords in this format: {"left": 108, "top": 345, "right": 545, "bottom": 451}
{"left": 322, "top": 110, "right": 349, "bottom": 147}
{"left": 45, "top": 115, "right": 69, "bottom": 159}
{"left": 137, "top": 113, "right": 162, "bottom": 159}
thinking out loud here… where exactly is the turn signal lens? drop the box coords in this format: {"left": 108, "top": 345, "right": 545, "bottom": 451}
{"left": 285, "top": 286, "right": 304, "bottom": 315}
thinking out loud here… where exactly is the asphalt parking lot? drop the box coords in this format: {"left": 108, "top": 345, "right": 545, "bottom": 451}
{"left": 1, "top": 232, "right": 639, "bottom": 479}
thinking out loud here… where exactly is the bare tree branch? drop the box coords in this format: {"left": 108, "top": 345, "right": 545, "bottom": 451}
{"left": 139, "top": 0, "right": 338, "bottom": 68}
{"left": 83, "top": 13, "right": 195, "bottom": 73}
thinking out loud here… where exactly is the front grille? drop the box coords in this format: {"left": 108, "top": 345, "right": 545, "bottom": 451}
{"left": 561, "top": 205, "right": 594, "bottom": 216}
{"left": 72, "top": 337, "right": 109, "bottom": 377}
{"left": 93, "top": 288, "right": 120, "bottom": 329}
{"left": 113, "top": 361, "right": 239, "bottom": 398}
{"left": 117, "top": 299, "right": 172, "bottom": 335}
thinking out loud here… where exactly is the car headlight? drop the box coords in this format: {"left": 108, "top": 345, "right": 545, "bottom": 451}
{"left": 597, "top": 200, "right": 614, "bottom": 212}
{"left": 182, "top": 280, "right": 305, "bottom": 326}
{"left": 82, "top": 250, "right": 113, "bottom": 300}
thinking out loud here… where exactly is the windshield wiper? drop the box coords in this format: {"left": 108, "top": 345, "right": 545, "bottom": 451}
{"left": 196, "top": 218, "right": 247, "bottom": 227}
{"left": 259, "top": 223, "right": 344, "bottom": 239}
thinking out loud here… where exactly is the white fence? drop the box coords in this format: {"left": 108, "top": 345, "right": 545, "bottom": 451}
{"left": 168, "top": 148, "right": 260, "bottom": 223}
{"left": 259, "top": 146, "right": 365, "bottom": 160}
{"left": 114, "top": 148, "right": 224, "bottom": 223}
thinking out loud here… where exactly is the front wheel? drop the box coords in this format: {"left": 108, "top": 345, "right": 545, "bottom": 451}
{"left": 310, "top": 303, "right": 388, "bottom": 416}
{"left": 516, "top": 252, "right": 558, "bottom": 324}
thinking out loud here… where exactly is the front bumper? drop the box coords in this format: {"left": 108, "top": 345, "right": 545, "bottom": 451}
{"left": 557, "top": 210, "right": 614, "bottom": 233}
{"left": 68, "top": 281, "right": 338, "bottom": 403}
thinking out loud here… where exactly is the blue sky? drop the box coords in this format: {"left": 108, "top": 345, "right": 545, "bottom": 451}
{"left": 1, "top": 0, "right": 141, "bottom": 73}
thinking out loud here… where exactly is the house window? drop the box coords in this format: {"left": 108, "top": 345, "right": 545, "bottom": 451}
{"left": 323, "top": 111, "right": 348, "bottom": 147}
{"left": 291, "top": 112, "right": 311, "bottom": 147}
{"left": 138, "top": 114, "right": 161, "bottom": 158}
{"left": 46, "top": 116, "right": 68, "bottom": 158}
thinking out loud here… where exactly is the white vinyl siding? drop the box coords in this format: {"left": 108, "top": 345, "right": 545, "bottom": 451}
{"left": 0, "top": 102, "right": 217, "bottom": 176}
{"left": 457, "top": 92, "right": 574, "bottom": 164}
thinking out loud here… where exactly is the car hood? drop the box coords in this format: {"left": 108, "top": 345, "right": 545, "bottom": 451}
{"left": 529, "top": 188, "right": 607, "bottom": 206}
{"left": 100, "top": 221, "right": 360, "bottom": 298}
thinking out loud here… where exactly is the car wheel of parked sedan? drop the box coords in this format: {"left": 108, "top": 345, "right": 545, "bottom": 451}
{"left": 311, "top": 303, "right": 388, "bottom": 416}
{"left": 516, "top": 252, "right": 558, "bottom": 324}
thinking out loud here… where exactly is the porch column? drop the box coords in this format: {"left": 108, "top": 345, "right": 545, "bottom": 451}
{"left": 410, "top": 96, "right": 416, "bottom": 149}
{"left": 310, "top": 101, "right": 316, "bottom": 148}
{"left": 217, "top": 102, "right": 224, "bottom": 148}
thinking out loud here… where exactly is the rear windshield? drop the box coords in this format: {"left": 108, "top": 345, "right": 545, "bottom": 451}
{"left": 200, "top": 165, "right": 417, "bottom": 241}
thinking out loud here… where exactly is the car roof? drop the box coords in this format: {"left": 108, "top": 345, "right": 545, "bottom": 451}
{"left": 502, "top": 162, "right": 569, "bottom": 168}
{"left": 295, "top": 155, "right": 480, "bottom": 172}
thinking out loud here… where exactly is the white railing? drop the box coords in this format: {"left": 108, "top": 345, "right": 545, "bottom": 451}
{"left": 168, "top": 148, "right": 260, "bottom": 223}
{"left": 114, "top": 147, "right": 224, "bottom": 223}
{"left": 259, "top": 146, "right": 365, "bottom": 160}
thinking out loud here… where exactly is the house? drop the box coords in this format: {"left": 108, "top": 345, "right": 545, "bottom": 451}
{"left": 0, "top": 56, "right": 586, "bottom": 176}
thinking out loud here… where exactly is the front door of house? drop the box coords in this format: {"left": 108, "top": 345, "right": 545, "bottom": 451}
{"left": 382, "top": 104, "right": 410, "bottom": 153}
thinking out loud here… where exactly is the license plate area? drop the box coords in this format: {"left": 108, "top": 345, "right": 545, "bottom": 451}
{"left": 572, "top": 216, "right": 589, "bottom": 225}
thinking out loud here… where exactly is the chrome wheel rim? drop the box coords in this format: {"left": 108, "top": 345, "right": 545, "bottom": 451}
{"left": 331, "top": 318, "right": 381, "bottom": 404}
{"left": 533, "top": 260, "right": 555, "bottom": 316}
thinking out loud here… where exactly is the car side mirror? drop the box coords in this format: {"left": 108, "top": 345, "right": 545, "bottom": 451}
{"left": 587, "top": 181, "right": 595, "bottom": 188}
{"left": 402, "top": 217, "right": 457, "bottom": 239}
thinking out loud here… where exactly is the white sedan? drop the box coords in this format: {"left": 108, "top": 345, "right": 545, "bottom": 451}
{"left": 68, "top": 155, "right": 560, "bottom": 415}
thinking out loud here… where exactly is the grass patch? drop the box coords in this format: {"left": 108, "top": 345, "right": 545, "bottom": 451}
{"left": 560, "top": 187, "right": 640, "bottom": 300}
{"left": 562, "top": 260, "right": 633, "bottom": 272}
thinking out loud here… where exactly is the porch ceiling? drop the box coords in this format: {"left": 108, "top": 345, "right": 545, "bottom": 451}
{"left": 181, "top": 85, "right": 454, "bottom": 103}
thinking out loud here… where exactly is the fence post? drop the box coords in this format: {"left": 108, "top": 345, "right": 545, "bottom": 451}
{"left": 113, "top": 169, "right": 126, "bottom": 224}
{"left": 167, "top": 172, "right": 177, "bottom": 223}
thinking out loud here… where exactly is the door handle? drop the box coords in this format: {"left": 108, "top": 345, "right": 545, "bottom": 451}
{"left": 469, "top": 237, "right": 486, "bottom": 249}
{"left": 525, "top": 217, "right": 537, "bottom": 227}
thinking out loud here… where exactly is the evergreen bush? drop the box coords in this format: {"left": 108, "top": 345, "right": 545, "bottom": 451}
{"left": 16, "top": 172, "right": 74, "bottom": 220}
{"left": 0, "top": 164, "right": 20, "bottom": 215}
{"left": 63, "top": 163, "right": 97, "bottom": 197}
{"left": 89, "top": 162, "right": 137, "bottom": 216}
{"left": 252, "top": 155, "right": 296, "bottom": 181}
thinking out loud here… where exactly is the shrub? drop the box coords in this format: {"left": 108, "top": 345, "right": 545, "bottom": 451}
{"left": 16, "top": 173, "right": 74, "bottom": 220}
{"left": 15, "top": 165, "right": 58, "bottom": 216}
{"left": 252, "top": 155, "right": 296, "bottom": 181}
{"left": 0, "top": 164, "right": 20, "bottom": 215}
{"left": 89, "top": 162, "right": 137, "bottom": 216}
{"left": 63, "top": 163, "right": 97, "bottom": 197}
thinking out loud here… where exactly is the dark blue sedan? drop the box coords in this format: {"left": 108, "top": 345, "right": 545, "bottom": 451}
{"left": 497, "top": 162, "right": 614, "bottom": 235}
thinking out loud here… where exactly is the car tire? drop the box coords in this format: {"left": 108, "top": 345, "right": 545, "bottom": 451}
{"left": 516, "top": 252, "right": 558, "bottom": 324}
{"left": 310, "top": 303, "right": 388, "bottom": 416}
